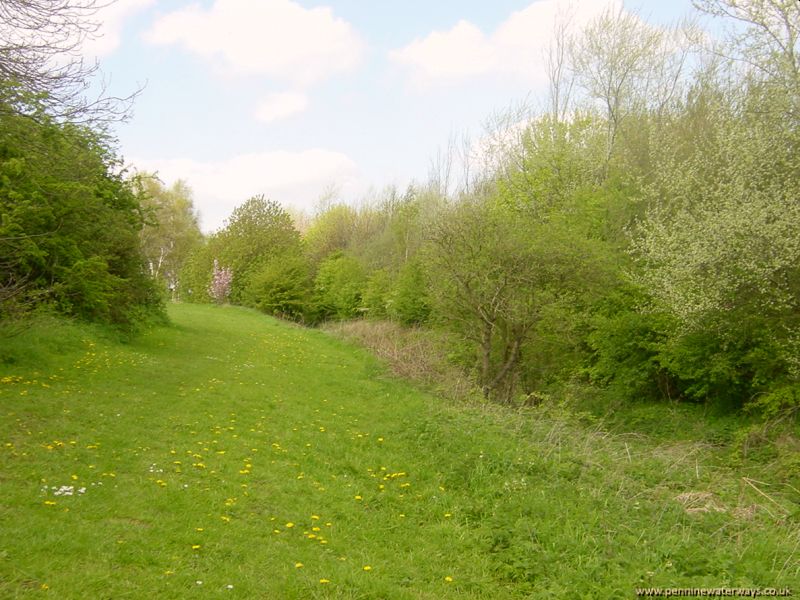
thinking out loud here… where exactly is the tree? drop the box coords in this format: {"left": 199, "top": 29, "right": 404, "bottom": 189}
{"left": 208, "top": 259, "right": 233, "bottom": 304}
{"left": 313, "top": 252, "right": 367, "bottom": 320}
{"left": 0, "top": 89, "right": 163, "bottom": 329}
{"left": 304, "top": 204, "right": 358, "bottom": 262}
{"left": 630, "top": 83, "right": 800, "bottom": 411}
{"left": 137, "top": 175, "right": 202, "bottom": 299}
{"left": 214, "top": 195, "right": 301, "bottom": 302}
{"left": 0, "top": 0, "right": 136, "bottom": 122}
{"left": 570, "top": 6, "right": 695, "bottom": 164}
{"left": 693, "top": 0, "right": 799, "bottom": 114}
{"left": 425, "top": 196, "right": 606, "bottom": 401}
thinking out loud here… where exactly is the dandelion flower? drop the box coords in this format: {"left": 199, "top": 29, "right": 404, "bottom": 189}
{"left": 445, "top": 576, "right": 454, "bottom": 583}
{"left": 295, "top": 562, "right": 303, "bottom": 568}
{"left": 285, "top": 522, "right": 294, "bottom": 528}
{"left": 363, "top": 565, "right": 372, "bottom": 571}
{"left": 319, "top": 579, "right": 330, "bottom": 584}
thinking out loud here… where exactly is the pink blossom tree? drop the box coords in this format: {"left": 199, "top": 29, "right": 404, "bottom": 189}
{"left": 208, "top": 259, "right": 233, "bottom": 304}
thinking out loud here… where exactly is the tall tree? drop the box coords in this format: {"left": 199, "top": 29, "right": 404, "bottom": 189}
{"left": 137, "top": 175, "right": 203, "bottom": 299}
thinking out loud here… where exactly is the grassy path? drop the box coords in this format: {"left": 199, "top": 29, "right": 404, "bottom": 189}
{"left": 0, "top": 304, "right": 798, "bottom": 598}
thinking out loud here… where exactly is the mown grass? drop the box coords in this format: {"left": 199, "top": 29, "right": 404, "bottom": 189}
{"left": 0, "top": 304, "right": 798, "bottom": 598}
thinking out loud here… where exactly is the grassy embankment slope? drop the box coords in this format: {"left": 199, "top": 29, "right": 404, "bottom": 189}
{"left": 0, "top": 304, "right": 798, "bottom": 598}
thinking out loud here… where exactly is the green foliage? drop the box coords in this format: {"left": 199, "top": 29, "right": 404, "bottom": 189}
{"left": 245, "top": 255, "right": 313, "bottom": 322}
{"left": 387, "top": 259, "right": 430, "bottom": 325}
{"left": 148, "top": 0, "right": 800, "bottom": 417}
{"left": 137, "top": 175, "right": 202, "bottom": 298}
{"left": 313, "top": 252, "right": 367, "bottom": 320}
{"left": 630, "top": 83, "right": 800, "bottom": 412}
{"left": 215, "top": 195, "right": 301, "bottom": 303}
{"left": 0, "top": 86, "right": 163, "bottom": 330}
{"left": 303, "top": 204, "right": 357, "bottom": 262}
{"left": 587, "top": 286, "right": 675, "bottom": 402}
{"left": 361, "top": 268, "right": 392, "bottom": 319}
{"left": 179, "top": 195, "right": 302, "bottom": 308}
{"left": 178, "top": 240, "right": 214, "bottom": 304}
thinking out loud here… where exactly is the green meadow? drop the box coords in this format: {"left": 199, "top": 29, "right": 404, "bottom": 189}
{"left": 0, "top": 304, "right": 798, "bottom": 598}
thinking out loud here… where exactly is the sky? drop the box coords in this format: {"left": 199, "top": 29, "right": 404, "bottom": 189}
{"left": 83, "top": 0, "right": 700, "bottom": 232}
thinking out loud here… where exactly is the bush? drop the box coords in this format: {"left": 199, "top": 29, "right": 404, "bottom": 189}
{"left": 313, "top": 252, "right": 367, "bottom": 320}
{"left": 361, "top": 269, "right": 392, "bottom": 319}
{"left": 586, "top": 286, "right": 675, "bottom": 402}
{"left": 245, "top": 255, "right": 313, "bottom": 322}
{"left": 387, "top": 260, "right": 430, "bottom": 325}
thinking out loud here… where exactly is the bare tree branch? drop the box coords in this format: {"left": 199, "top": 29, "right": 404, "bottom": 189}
{"left": 0, "top": 0, "right": 140, "bottom": 123}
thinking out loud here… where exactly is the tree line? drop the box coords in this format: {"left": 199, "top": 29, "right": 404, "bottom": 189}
{"left": 173, "top": 0, "right": 799, "bottom": 416}
{"left": 3, "top": 0, "right": 798, "bottom": 416}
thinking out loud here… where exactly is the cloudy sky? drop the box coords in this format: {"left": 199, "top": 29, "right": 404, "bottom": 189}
{"left": 86, "top": 0, "right": 697, "bottom": 232}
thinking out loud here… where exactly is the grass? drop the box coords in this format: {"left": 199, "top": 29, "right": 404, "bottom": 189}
{"left": 0, "top": 303, "right": 798, "bottom": 598}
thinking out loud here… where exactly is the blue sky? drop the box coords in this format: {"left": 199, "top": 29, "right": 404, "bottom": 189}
{"left": 86, "top": 0, "right": 698, "bottom": 231}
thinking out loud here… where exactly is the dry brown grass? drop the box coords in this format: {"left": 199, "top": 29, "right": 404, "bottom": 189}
{"left": 322, "top": 319, "right": 477, "bottom": 401}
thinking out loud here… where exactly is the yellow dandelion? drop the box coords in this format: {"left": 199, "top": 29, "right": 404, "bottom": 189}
{"left": 354, "top": 495, "right": 362, "bottom": 500}
{"left": 319, "top": 579, "right": 330, "bottom": 584}
{"left": 285, "top": 522, "right": 294, "bottom": 528}
{"left": 363, "top": 565, "right": 372, "bottom": 571}
{"left": 445, "top": 576, "right": 454, "bottom": 583}
{"left": 295, "top": 562, "right": 303, "bottom": 568}
{"left": 191, "top": 545, "right": 201, "bottom": 550}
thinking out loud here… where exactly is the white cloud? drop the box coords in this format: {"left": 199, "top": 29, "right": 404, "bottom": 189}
{"left": 143, "top": 0, "right": 363, "bottom": 85}
{"left": 390, "top": 0, "right": 617, "bottom": 86}
{"left": 391, "top": 20, "right": 497, "bottom": 81}
{"left": 254, "top": 92, "right": 309, "bottom": 123}
{"left": 83, "top": 0, "right": 156, "bottom": 58}
{"left": 132, "top": 150, "right": 362, "bottom": 232}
